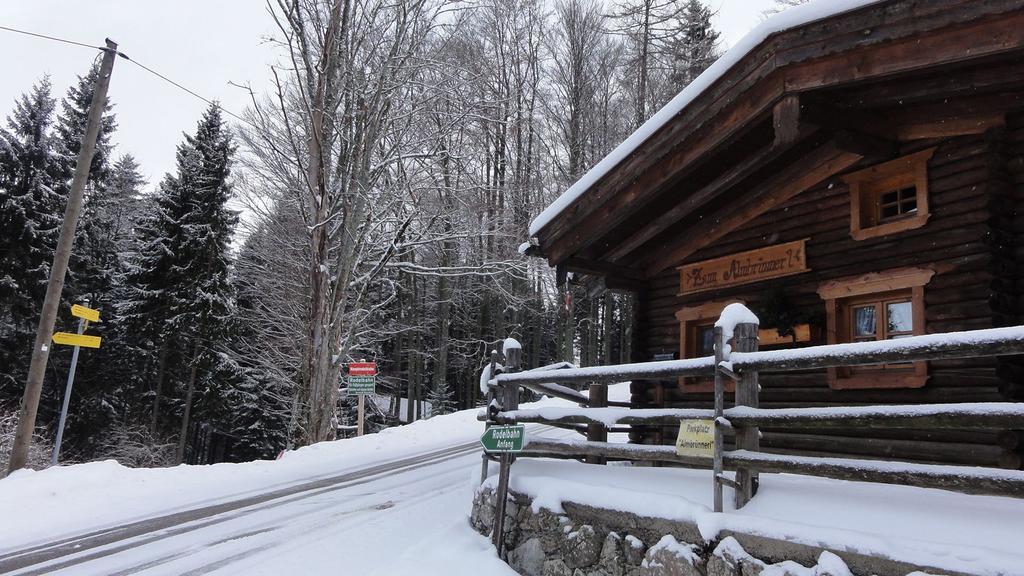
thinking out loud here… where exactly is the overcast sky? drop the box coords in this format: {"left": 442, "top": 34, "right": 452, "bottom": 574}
{"left": 0, "top": 0, "right": 775, "bottom": 192}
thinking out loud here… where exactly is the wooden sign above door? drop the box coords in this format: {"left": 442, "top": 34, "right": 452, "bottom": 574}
{"left": 678, "top": 239, "right": 809, "bottom": 295}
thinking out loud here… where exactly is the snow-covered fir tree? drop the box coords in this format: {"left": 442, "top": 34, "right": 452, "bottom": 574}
{"left": 667, "top": 0, "right": 721, "bottom": 90}
{"left": 0, "top": 78, "right": 63, "bottom": 398}
{"left": 120, "top": 104, "right": 241, "bottom": 458}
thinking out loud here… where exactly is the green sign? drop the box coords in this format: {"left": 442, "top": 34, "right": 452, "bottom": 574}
{"left": 349, "top": 375, "right": 376, "bottom": 395}
{"left": 480, "top": 425, "right": 526, "bottom": 453}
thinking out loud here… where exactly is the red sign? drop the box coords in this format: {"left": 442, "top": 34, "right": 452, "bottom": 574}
{"left": 349, "top": 362, "right": 377, "bottom": 376}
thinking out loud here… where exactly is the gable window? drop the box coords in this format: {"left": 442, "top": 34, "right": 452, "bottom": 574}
{"left": 818, "top": 267, "right": 933, "bottom": 389}
{"left": 842, "top": 148, "right": 935, "bottom": 241}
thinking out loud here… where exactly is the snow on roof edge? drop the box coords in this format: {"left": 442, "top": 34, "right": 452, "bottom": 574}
{"left": 527, "top": 0, "right": 885, "bottom": 238}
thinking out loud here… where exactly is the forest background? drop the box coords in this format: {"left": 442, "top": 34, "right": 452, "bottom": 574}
{"left": 0, "top": 0, "right": 797, "bottom": 467}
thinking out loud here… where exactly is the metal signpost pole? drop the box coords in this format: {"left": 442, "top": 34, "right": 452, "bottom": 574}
{"left": 51, "top": 315, "right": 87, "bottom": 466}
{"left": 357, "top": 395, "right": 365, "bottom": 437}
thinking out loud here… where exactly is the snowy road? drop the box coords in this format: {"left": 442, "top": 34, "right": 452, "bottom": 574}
{"left": 0, "top": 425, "right": 568, "bottom": 576}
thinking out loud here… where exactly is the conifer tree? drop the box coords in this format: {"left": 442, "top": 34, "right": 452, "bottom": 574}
{"left": 0, "top": 78, "right": 62, "bottom": 397}
{"left": 43, "top": 66, "right": 125, "bottom": 457}
{"left": 54, "top": 63, "right": 118, "bottom": 307}
{"left": 120, "top": 104, "right": 239, "bottom": 454}
{"left": 668, "top": 0, "right": 720, "bottom": 89}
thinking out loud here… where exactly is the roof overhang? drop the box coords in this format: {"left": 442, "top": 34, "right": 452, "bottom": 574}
{"left": 530, "top": 0, "right": 1024, "bottom": 285}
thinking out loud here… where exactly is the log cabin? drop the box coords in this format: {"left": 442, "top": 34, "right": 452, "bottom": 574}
{"left": 524, "top": 0, "right": 1024, "bottom": 470}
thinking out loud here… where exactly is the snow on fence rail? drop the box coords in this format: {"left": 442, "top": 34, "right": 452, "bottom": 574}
{"left": 480, "top": 305, "right": 1024, "bottom": 527}
{"left": 488, "top": 325, "right": 1024, "bottom": 388}
{"left": 484, "top": 403, "right": 1024, "bottom": 430}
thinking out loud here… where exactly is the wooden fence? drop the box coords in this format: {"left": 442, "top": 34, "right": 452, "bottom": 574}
{"left": 479, "top": 310, "right": 1024, "bottom": 552}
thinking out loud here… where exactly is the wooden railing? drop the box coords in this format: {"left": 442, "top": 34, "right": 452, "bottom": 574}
{"left": 480, "top": 309, "right": 1024, "bottom": 531}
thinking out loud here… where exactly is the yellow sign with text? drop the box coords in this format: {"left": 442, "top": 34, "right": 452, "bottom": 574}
{"left": 675, "top": 419, "right": 715, "bottom": 458}
{"left": 52, "top": 332, "right": 102, "bottom": 349}
{"left": 71, "top": 304, "right": 100, "bottom": 322}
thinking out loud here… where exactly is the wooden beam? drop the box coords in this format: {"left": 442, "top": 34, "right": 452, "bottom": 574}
{"left": 489, "top": 403, "right": 1024, "bottom": 430}
{"left": 644, "top": 144, "right": 862, "bottom": 275}
{"left": 602, "top": 125, "right": 811, "bottom": 262}
{"left": 563, "top": 257, "right": 645, "bottom": 281}
{"left": 522, "top": 438, "right": 1024, "bottom": 498}
{"left": 895, "top": 113, "right": 1006, "bottom": 140}
{"left": 604, "top": 127, "right": 813, "bottom": 263}
{"left": 799, "top": 95, "right": 896, "bottom": 140}
{"left": 833, "top": 129, "right": 899, "bottom": 158}
{"left": 772, "top": 94, "right": 803, "bottom": 145}
{"left": 783, "top": 11, "right": 1024, "bottom": 94}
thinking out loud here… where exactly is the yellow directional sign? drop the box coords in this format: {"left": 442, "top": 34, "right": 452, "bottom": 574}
{"left": 71, "top": 304, "right": 100, "bottom": 322}
{"left": 52, "top": 332, "right": 102, "bottom": 349}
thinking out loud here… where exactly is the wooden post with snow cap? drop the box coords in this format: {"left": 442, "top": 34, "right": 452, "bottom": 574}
{"left": 480, "top": 349, "right": 499, "bottom": 485}
{"left": 713, "top": 303, "right": 760, "bottom": 511}
{"left": 712, "top": 325, "right": 726, "bottom": 513}
{"left": 491, "top": 338, "right": 521, "bottom": 559}
{"left": 733, "top": 319, "right": 760, "bottom": 509}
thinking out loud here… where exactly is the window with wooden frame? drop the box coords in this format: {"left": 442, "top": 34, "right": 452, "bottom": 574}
{"left": 842, "top": 148, "right": 935, "bottom": 241}
{"left": 817, "top": 267, "right": 934, "bottom": 389}
{"left": 675, "top": 301, "right": 738, "bottom": 393}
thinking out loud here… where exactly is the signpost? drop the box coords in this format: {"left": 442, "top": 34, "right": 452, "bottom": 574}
{"left": 675, "top": 419, "right": 715, "bottom": 458}
{"left": 480, "top": 425, "right": 526, "bottom": 453}
{"left": 347, "top": 361, "right": 377, "bottom": 436}
{"left": 51, "top": 302, "right": 101, "bottom": 465}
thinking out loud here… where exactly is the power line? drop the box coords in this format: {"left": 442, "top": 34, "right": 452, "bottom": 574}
{"left": 0, "top": 24, "right": 264, "bottom": 133}
{"left": 0, "top": 24, "right": 104, "bottom": 51}
{"left": 119, "top": 55, "right": 263, "bottom": 132}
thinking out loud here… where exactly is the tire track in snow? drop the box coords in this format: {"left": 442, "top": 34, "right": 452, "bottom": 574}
{"left": 0, "top": 424, "right": 565, "bottom": 575}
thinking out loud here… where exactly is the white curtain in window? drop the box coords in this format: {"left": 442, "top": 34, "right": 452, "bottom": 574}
{"left": 854, "top": 306, "right": 875, "bottom": 336}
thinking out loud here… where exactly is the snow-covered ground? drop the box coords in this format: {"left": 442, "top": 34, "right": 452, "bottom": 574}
{"left": 2, "top": 382, "right": 1021, "bottom": 575}
{"left": 0, "top": 391, "right": 594, "bottom": 575}
{"left": 494, "top": 459, "right": 1024, "bottom": 576}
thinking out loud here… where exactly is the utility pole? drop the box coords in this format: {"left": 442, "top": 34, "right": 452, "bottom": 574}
{"left": 6, "top": 39, "right": 118, "bottom": 475}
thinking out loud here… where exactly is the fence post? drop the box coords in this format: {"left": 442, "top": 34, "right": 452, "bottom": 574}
{"left": 713, "top": 325, "right": 725, "bottom": 513}
{"left": 491, "top": 343, "right": 521, "bottom": 559}
{"left": 586, "top": 383, "right": 608, "bottom": 464}
{"left": 734, "top": 321, "right": 760, "bottom": 509}
{"left": 480, "top": 350, "right": 499, "bottom": 485}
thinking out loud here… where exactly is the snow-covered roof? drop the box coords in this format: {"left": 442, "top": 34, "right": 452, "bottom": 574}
{"left": 527, "top": 0, "right": 885, "bottom": 238}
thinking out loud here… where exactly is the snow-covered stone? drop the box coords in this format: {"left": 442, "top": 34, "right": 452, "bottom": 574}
{"left": 708, "top": 537, "right": 765, "bottom": 576}
{"left": 640, "top": 535, "right": 702, "bottom": 576}
{"left": 598, "top": 531, "right": 625, "bottom": 576}
{"left": 623, "top": 535, "right": 646, "bottom": 566}
{"left": 562, "top": 524, "right": 603, "bottom": 569}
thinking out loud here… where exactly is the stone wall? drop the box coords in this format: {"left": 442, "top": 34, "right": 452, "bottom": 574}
{"left": 470, "top": 486, "right": 967, "bottom": 576}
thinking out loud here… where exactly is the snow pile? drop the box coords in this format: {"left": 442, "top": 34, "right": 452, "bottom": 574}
{"left": 503, "top": 337, "right": 521, "bottom": 354}
{"left": 528, "top": 0, "right": 884, "bottom": 236}
{"left": 479, "top": 361, "right": 504, "bottom": 394}
{"left": 487, "top": 458, "right": 1024, "bottom": 576}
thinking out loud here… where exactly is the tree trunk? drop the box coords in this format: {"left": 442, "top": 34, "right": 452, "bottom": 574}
{"left": 175, "top": 340, "right": 201, "bottom": 465}
{"left": 150, "top": 342, "right": 169, "bottom": 436}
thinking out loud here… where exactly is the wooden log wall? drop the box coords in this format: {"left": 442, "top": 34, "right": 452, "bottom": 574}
{"left": 630, "top": 126, "right": 1024, "bottom": 469}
